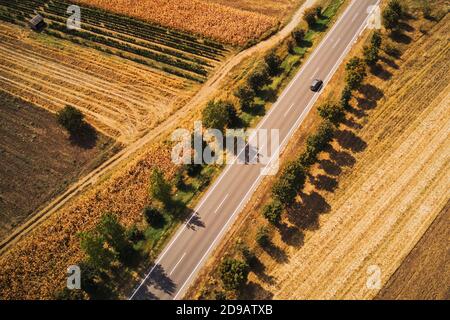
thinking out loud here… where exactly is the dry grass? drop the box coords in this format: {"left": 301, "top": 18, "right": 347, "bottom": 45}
{"left": 187, "top": 5, "right": 450, "bottom": 300}
{"left": 74, "top": 0, "right": 279, "bottom": 46}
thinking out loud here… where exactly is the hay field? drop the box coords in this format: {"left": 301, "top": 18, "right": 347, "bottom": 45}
{"left": 0, "top": 143, "right": 176, "bottom": 299}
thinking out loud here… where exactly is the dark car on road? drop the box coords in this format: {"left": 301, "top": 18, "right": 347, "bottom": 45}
{"left": 310, "top": 79, "right": 323, "bottom": 92}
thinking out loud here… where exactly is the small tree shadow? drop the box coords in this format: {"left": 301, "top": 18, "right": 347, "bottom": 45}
{"left": 310, "top": 174, "right": 338, "bottom": 192}
{"left": 243, "top": 102, "right": 266, "bottom": 117}
{"left": 278, "top": 223, "right": 304, "bottom": 248}
{"left": 342, "top": 117, "right": 363, "bottom": 130}
{"left": 329, "top": 148, "right": 356, "bottom": 168}
{"left": 287, "top": 191, "right": 330, "bottom": 231}
{"left": 262, "top": 242, "right": 289, "bottom": 264}
{"left": 359, "top": 84, "right": 385, "bottom": 102}
{"left": 319, "top": 159, "right": 342, "bottom": 176}
{"left": 186, "top": 213, "right": 206, "bottom": 231}
{"left": 389, "top": 30, "right": 412, "bottom": 44}
{"left": 370, "top": 64, "right": 393, "bottom": 80}
{"left": 336, "top": 129, "right": 367, "bottom": 153}
{"left": 241, "top": 282, "right": 274, "bottom": 300}
{"left": 69, "top": 123, "right": 98, "bottom": 149}
{"left": 379, "top": 56, "right": 399, "bottom": 69}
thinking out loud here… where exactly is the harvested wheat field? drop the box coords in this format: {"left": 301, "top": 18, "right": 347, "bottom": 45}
{"left": 188, "top": 6, "right": 449, "bottom": 300}
{"left": 74, "top": 0, "right": 279, "bottom": 46}
{"left": 0, "top": 23, "right": 203, "bottom": 144}
{"left": 262, "top": 15, "right": 450, "bottom": 300}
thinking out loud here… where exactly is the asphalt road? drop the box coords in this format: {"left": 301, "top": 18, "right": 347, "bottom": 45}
{"left": 130, "top": 0, "right": 380, "bottom": 300}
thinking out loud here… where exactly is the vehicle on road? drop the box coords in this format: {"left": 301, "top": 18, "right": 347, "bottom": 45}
{"left": 310, "top": 79, "right": 323, "bottom": 92}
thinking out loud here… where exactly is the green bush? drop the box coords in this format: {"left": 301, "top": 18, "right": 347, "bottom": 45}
{"left": 219, "top": 258, "right": 249, "bottom": 291}
{"left": 149, "top": 168, "right": 172, "bottom": 207}
{"left": 248, "top": 67, "right": 271, "bottom": 92}
{"left": 57, "top": 105, "right": 84, "bottom": 135}
{"left": 345, "top": 57, "right": 367, "bottom": 90}
{"left": 256, "top": 226, "right": 270, "bottom": 247}
{"left": 234, "top": 85, "right": 256, "bottom": 111}
{"left": 262, "top": 200, "right": 283, "bottom": 225}
{"left": 144, "top": 206, "right": 165, "bottom": 228}
{"left": 291, "top": 29, "right": 306, "bottom": 46}
{"left": 265, "top": 51, "right": 282, "bottom": 76}
{"left": 202, "top": 100, "right": 238, "bottom": 132}
{"left": 318, "top": 102, "right": 346, "bottom": 125}
{"left": 340, "top": 85, "right": 353, "bottom": 109}
{"left": 304, "top": 8, "right": 317, "bottom": 27}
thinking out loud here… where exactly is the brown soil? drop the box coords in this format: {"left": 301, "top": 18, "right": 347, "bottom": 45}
{"left": 0, "top": 91, "right": 118, "bottom": 241}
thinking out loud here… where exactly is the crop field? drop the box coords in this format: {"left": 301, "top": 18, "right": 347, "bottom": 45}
{"left": 210, "top": 0, "right": 303, "bottom": 20}
{"left": 0, "top": 0, "right": 235, "bottom": 143}
{"left": 0, "top": 91, "right": 118, "bottom": 241}
{"left": 187, "top": 3, "right": 450, "bottom": 300}
{"left": 72, "top": 0, "right": 279, "bottom": 46}
{"left": 0, "top": 22, "right": 205, "bottom": 144}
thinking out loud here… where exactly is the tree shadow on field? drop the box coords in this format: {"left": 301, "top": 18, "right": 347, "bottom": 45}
{"left": 389, "top": 29, "right": 412, "bottom": 44}
{"left": 346, "top": 104, "right": 367, "bottom": 119}
{"left": 357, "top": 84, "right": 385, "bottom": 110}
{"left": 278, "top": 222, "right": 304, "bottom": 248}
{"left": 309, "top": 174, "right": 338, "bottom": 192}
{"left": 248, "top": 255, "right": 276, "bottom": 285}
{"left": 370, "top": 63, "right": 393, "bottom": 81}
{"left": 241, "top": 281, "right": 274, "bottom": 300}
{"left": 286, "top": 191, "right": 331, "bottom": 231}
{"left": 328, "top": 148, "right": 356, "bottom": 168}
{"left": 262, "top": 242, "right": 289, "bottom": 264}
{"left": 70, "top": 123, "right": 98, "bottom": 149}
{"left": 335, "top": 129, "right": 367, "bottom": 153}
{"left": 379, "top": 56, "right": 399, "bottom": 70}
{"left": 319, "top": 158, "right": 342, "bottom": 176}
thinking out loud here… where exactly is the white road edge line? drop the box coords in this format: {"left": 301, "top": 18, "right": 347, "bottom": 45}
{"left": 129, "top": 0, "right": 375, "bottom": 300}
{"left": 214, "top": 194, "right": 229, "bottom": 214}
{"left": 170, "top": 253, "right": 187, "bottom": 276}
{"left": 173, "top": 0, "right": 380, "bottom": 300}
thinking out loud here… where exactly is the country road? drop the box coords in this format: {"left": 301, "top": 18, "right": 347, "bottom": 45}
{"left": 130, "top": 0, "right": 380, "bottom": 300}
